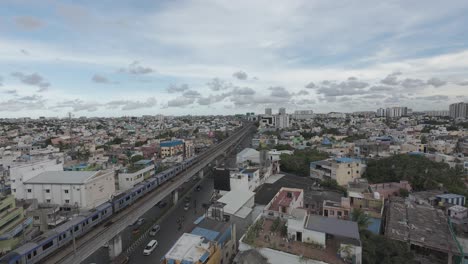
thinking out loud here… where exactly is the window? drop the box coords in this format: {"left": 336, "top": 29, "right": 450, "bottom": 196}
{"left": 27, "top": 189, "right": 32, "bottom": 193}
{"left": 64, "top": 190, "right": 69, "bottom": 194}
{"left": 12, "top": 189, "right": 16, "bottom": 193}
{"left": 34, "top": 216, "right": 39, "bottom": 220}
{"left": 74, "top": 226, "right": 79, "bottom": 232}
{"left": 348, "top": 171, "right": 350, "bottom": 175}
{"left": 42, "top": 240, "right": 54, "bottom": 251}
{"left": 46, "top": 199, "right": 51, "bottom": 203}
{"left": 330, "top": 210, "right": 334, "bottom": 215}
{"left": 45, "top": 189, "right": 50, "bottom": 193}
{"left": 92, "top": 214, "right": 99, "bottom": 221}
{"left": 65, "top": 200, "right": 70, "bottom": 203}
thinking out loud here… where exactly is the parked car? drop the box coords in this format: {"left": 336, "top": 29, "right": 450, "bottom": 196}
{"left": 149, "top": 224, "right": 160, "bottom": 236}
{"left": 136, "top": 218, "right": 145, "bottom": 226}
{"left": 143, "top": 240, "right": 158, "bottom": 256}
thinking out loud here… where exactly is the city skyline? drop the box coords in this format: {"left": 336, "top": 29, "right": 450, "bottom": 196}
{"left": 1, "top": 1, "right": 468, "bottom": 117}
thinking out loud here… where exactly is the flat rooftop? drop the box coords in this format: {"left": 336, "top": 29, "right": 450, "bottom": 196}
{"left": 164, "top": 233, "right": 210, "bottom": 262}
{"left": 385, "top": 198, "right": 460, "bottom": 254}
{"left": 306, "top": 214, "right": 360, "bottom": 242}
{"left": 269, "top": 189, "right": 301, "bottom": 212}
{"left": 25, "top": 171, "right": 100, "bottom": 185}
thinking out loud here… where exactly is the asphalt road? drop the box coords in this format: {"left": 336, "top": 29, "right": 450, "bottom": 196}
{"left": 82, "top": 177, "right": 201, "bottom": 264}
{"left": 127, "top": 177, "right": 214, "bottom": 264}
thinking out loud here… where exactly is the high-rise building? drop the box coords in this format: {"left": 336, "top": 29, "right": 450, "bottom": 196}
{"left": 265, "top": 108, "right": 272, "bottom": 115}
{"left": 385, "top": 107, "right": 408, "bottom": 118}
{"left": 376, "top": 108, "right": 386, "bottom": 117}
{"left": 278, "top": 107, "right": 286, "bottom": 115}
{"left": 449, "top": 102, "right": 468, "bottom": 119}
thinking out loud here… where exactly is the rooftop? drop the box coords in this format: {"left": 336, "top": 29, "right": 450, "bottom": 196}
{"left": 269, "top": 189, "right": 301, "bottom": 212}
{"left": 306, "top": 214, "right": 360, "bottom": 242}
{"left": 248, "top": 217, "right": 345, "bottom": 264}
{"left": 334, "top": 157, "right": 361, "bottom": 163}
{"left": 436, "top": 193, "right": 465, "bottom": 199}
{"left": 160, "top": 140, "right": 184, "bottom": 147}
{"left": 164, "top": 233, "right": 211, "bottom": 262}
{"left": 385, "top": 198, "right": 459, "bottom": 254}
{"left": 25, "top": 171, "right": 101, "bottom": 185}
{"left": 217, "top": 189, "right": 254, "bottom": 217}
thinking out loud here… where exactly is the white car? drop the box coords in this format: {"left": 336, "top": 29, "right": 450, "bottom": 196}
{"left": 149, "top": 224, "right": 160, "bottom": 236}
{"left": 143, "top": 240, "right": 158, "bottom": 256}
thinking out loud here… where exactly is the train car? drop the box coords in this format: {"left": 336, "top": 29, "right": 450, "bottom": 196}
{"left": 0, "top": 242, "right": 39, "bottom": 264}
{"left": 145, "top": 177, "right": 159, "bottom": 192}
{"left": 112, "top": 192, "right": 133, "bottom": 213}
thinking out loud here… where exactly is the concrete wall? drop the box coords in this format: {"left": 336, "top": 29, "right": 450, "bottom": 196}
{"left": 302, "top": 229, "right": 326, "bottom": 247}
{"left": 10, "top": 159, "right": 63, "bottom": 200}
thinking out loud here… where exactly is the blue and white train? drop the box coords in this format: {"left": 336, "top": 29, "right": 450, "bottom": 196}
{"left": 0, "top": 156, "right": 198, "bottom": 264}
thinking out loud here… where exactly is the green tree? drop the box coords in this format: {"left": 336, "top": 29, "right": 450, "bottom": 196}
{"left": 351, "top": 208, "right": 370, "bottom": 230}
{"left": 398, "top": 188, "right": 409, "bottom": 197}
{"left": 420, "top": 135, "right": 427, "bottom": 144}
{"left": 363, "top": 154, "right": 467, "bottom": 199}
{"left": 131, "top": 155, "right": 144, "bottom": 164}
{"left": 280, "top": 149, "right": 329, "bottom": 176}
{"left": 270, "top": 217, "right": 280, "bottom": 232}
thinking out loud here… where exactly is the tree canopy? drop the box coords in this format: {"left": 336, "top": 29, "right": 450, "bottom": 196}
{"left": 280, "top": 149, "right": 329, "bottom": 176}
{"left": 361, "top": 230, "right": 416, "bottom": 264}
{"left": 363, "top": 154, "right": 467, "bottom": 199}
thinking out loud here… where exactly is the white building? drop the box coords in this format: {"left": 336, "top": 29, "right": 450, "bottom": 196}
{"left": 9, "top": 158, "right": 64, "bottom": 200}
{"left": 292, "top": 110, "right": 314, "bottom": 120}
{"left": 118, "top": 164, "right": 155, "bottom": 191}
{"left": 385, "top": 107, "right": 408, "bottom": 118}
{"left": 24, "top": 171, "right": 115, "bottom": 209}
{"left": 230, "top": 168, "right": 261, "bottom": 192}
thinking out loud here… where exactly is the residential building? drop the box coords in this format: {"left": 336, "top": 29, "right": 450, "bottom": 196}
{"left": 239, "top": 187, "right": 362, "bottom": 264}
{"left": 447, "top": 205, "right": 468, "bottom": 225}
{"left": 292, "top": 110, "right": 314, "bottom": 120}
{"left": 0, "top": 195, "right": 33, "bottom": 254}
{"left": 23, "top": 170, "right": 115, "bottom": 209}
{"left": 265, "top": 108, "right": 272, "bottom": 115}
{"left": 160, "top": 140, "right": 184, "bottom": 158}
{"left": 385, "top": 106, "right": 408, "bottom": 118}
{"left": 310, "top": 157, "right": 366, "bottom": 186}
{"left": 376, "top": 108, "right": 386, "bottom": 117}
{"left": 263, "top": 187, "right": 304, "bottom": 219}
{"left": 369, "top": 180, "right": 412, "bottom": 199}
{"left": 117, "top": 159, "right": 155, "bottom": 190}
{"left": 449, "top": 102, "right": 468, "bottom": 119}
{"left": 322, "top": 198, "right": 351, "bottom": 220}
{"left": 435, "top": 193, "right": 465, "bottom": 206}
{"left": 162, "top": 218, "right": 237, "bottom": 264}
{"left": 424, "top": 110, "right": 450, "bottom": 117}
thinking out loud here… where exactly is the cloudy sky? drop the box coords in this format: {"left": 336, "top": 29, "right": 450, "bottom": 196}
{"left": 1, "top": 0, "right": 468, "bottom": 117}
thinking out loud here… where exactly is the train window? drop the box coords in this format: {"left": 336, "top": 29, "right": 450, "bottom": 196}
{"left": 28, "top": 254, "right": 31, "bottom": 259}
{"left": 33, "top": 250, "right": 37, "bottom": 256}
{"left": 59, "top": 236, "right": 62, "bottom": 241}
{"left": 92, "top": 214, "right": 99, "bottom": 221}
{"left": 63, "top": 234, "right": 67, "bottom": 239}
{"left": 74, "top": 226, "right": 79, "bottom": 232}
{"left": 126, "top": 196, "right": 130, "bottom": 201}
{"left": 42, "top": 240, "right": 54, "bottom": 250}
{"left": 82, "top": 223, "right": 86, "bottom": 227}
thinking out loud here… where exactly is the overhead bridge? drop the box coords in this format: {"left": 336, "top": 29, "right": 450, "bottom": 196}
{"left": 43, "top": 123, "right": 254, "bottom": 264}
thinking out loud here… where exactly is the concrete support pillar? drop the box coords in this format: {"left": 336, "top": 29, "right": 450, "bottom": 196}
{"left": 108, "top": 234, "right": 122, "bottom": 260}
{"left": 447, "top": 252, "right": 452, "bottom": 264}
{"left": 173, "top": 190, "right": 179, "bottom": 204}
{"left": 198, "top": 170, "right": 204, "bottom": 179}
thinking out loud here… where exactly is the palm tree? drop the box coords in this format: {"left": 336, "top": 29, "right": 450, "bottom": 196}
{"left": 351, "top": 208, "right": 371, "bottom": 230}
